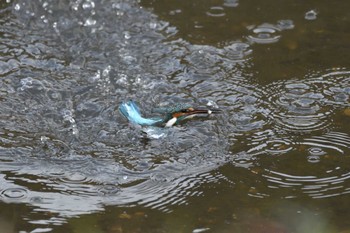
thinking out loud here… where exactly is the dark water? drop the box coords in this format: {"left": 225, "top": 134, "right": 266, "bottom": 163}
{"left": 0, "top": 0, "right": 350, "bottom": 232}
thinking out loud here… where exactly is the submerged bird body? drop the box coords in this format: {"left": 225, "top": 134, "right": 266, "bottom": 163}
{"left": 119, "top": 100, "right": 220, "bottom": 127}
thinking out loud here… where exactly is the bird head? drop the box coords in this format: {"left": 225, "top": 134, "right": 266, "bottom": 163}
{"left": 161, "top": 104, "right": 221, "bottom": 127}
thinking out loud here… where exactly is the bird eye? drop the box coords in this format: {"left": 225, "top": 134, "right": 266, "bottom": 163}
{"left": 180, "top": 108, "right": 193, "bottom": 113}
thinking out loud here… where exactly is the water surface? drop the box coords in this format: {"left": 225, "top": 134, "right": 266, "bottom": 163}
{"left": 0, "top": 0, "right": 350, "bottom": 232}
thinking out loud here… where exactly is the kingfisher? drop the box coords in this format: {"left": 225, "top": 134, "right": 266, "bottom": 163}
{"left": 119, "top": 100, "right": 221, "bottom": 127}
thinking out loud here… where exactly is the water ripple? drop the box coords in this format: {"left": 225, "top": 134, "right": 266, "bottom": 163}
{"left": 206, "top": 6, "right": 225, "bottom": 17}
{"left": 247, "top": 20, "right": 294, "bottom": 44}
{"left": 2, "top": 0, "right": 350, "bottom": 229}
{"left": 247, "top": 23, "right": 281, "bottom": 44}
{"left": 264, "top": 71, "right": 350, "bottom": 133}
{"left": 264, "top": 168, "right": 350, "bottom": 199}
{"left": 1, "top": 187, "right": 28, "bottom": 200}
{"left": 136, "top": 171, "right": 223, "bottom": 212}
{"left": 301, "top": 131, "right": 350, "bottom": 154}
{"left": 252, "top": 131, "right": 350, "bottom": 199}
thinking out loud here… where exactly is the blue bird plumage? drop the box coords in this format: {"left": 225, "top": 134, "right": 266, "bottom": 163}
{"left": 119, "top": 100, "right": 221, "bottom": 127}
{"left": 119, "top": 100, "right": 163, "bottom": 126}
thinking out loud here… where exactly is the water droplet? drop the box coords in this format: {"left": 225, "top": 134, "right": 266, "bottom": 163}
{"left": 206, "top": 100, "right": 219, "bottom": 108}
{"left": 102, "top": 65, "right": 112, "bottom": 77}
{"left": 40, "top": 136, "right": 49, "bottom": 143}
{"left": 82, "top": 1, "right": 95, "bottom": 9}
{"left": 42, "top": 2, "right": 48, "bottom": 8}
{"left": 116, "top": 73, "right": 128, "bottom": 85}
{"left": 41, "top": 15, "right": 48, "bottom": 24}
{"left": 14, "top": 3, "right": 20, "bottom": 11}
{"left": 124, "top": 31, "right": 131, "bottom": 40}
{"left": 71, "top": 1, "right": 80, "bottom": 11}
{"left": 89, "top": 70, "right": 101, "bottom": 83}
{"left": 84, "top": 18, "right": 96, "bottom": 26}
{"left": 72, "top": 125, "right": 79, "bottom": 135}
{"left": 149, "top": 22, "right": 157, "bottom": 29}
{"left": 305, "top": 10, "right": 317, "bottom": 20}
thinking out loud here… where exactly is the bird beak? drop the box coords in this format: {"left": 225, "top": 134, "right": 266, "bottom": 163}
{"left": 186, "top": 108, "right": 222, "bottom": 116}
{"left": 167, "top": 108, "right": 222, "bottom": 127}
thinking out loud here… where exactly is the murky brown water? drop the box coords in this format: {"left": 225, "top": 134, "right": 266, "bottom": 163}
{"left": 0, "top": 0, "right": 350, "bottom": 232}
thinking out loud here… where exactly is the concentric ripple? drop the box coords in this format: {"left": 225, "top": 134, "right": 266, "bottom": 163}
{"left": 270, "top": 70, "right": 350, "bottom": 133}
{"left": 1, "top": 187, "right": 28, "bottom": 200}
{"left": 263, "top": 167, "right": 350, "bottom": 199}
{"left": 253, "top": 131, "right": 350, "bottom": 199}
{"left": 247, "top": 23, "right": 281, "bottom": 44}
{"left": 247, "top": 20, "right": 294, "bottom": 44}
{"left": 301, "top": 131, "right": 350, "bottom": 154}
{"left": 264, "top": 72, "right": 350, "bottom": 133}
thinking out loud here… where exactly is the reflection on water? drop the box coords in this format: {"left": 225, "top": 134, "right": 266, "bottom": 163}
{"left": 1, "top": 0, "right": 350, "bottom": 232}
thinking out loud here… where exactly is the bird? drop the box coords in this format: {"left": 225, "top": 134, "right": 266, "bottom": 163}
{"left": 119, "top": 100, "right": 221, "bottom": 127}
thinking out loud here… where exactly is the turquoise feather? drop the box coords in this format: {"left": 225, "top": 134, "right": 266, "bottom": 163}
{"left": 119, "top": 100, "right": 163, "bottom": 126}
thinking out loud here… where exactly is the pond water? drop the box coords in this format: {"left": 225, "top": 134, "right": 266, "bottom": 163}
{"left": 1, "top": 0, "right": 350, "bottom": 232}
